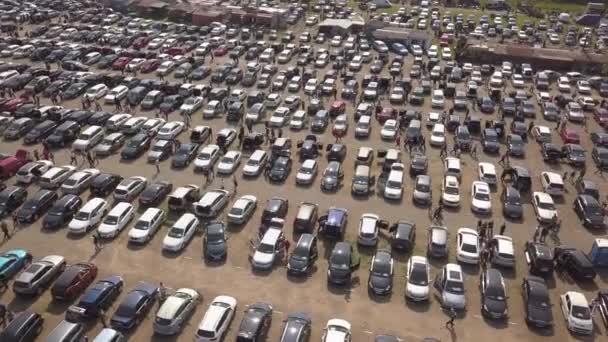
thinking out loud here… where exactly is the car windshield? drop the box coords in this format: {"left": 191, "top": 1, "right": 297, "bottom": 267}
{"left": 572, "top": 305, "right": 591, "bottom": 320}
{"left": 103, "top": 215, "right": 119, "bottom": 225}
{"left": 445, "top": 186, "right": 459, "bottom": 195}
{"left": 530, "top": 292, "right": 550, "bottom": 308}
{"left": 475, "top": 191, "right": 490, "bottom": 201}
{"left": 586, "top": 203, "right": 603, "bottom": 216}
{"left": 387, "top": 180, "right": 401, "bottom": 188}
{"left": 300, "top": 166, "right": 314, "bottom": 174}
{"left": 257, "top": 242, "right": 274, "bottom": 254}
{"left": 486, "top": 283, "right": 505, "bottom": 300}
{"left": 372, "top": 260, "right": 391, "bottom": 277}
{"left": 168, "top": 227, "right": 184, "bottom": 238}
{"left": 537, "top": 201, "right": 554, "bottom": 210}
{"left": 409, "top": 263, "right": 428, "bottom": 286}
{"left": 207, "top": 229, "right": 224, "bottom": 244}
{"left": 133, "top": 220, "right": 149, "bottom": 230}
{"left": 330, "top": 253, "right": 349, "bottom": 269}
{"left": 75, "top": 211, "right": 90, "bottom": 220}
{"left": 461, "top": 242, "right": 477, "bottom": 253}
{"left": 445, "top": 280, "right": 464, "bottom": 294}
{"left": 506, "top": 195, "right": 520, "bottom": 205}
{"left": 221, "top": 156, "right": 234, "bottom": 163}
{"left": 416, "top": 182, "right": 430, "bottom": 192}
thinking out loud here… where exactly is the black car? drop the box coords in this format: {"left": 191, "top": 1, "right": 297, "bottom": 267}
{"left": 522, "top": 276, "right": 553, "bottom": 328}
{"left": 524, "top": 241, "right": 554, "bottom": 275}
{"left": 574, "top": 194, "right": 605, "bottom": 229}
{"left": 66, "top": 276, "right": 124, "bottom": 321}
{"left": 88, "top": 111, "right": 113, "bottom": 126}
{"left": 97, "top": 54, "right": 119, "bottom": 69}
{"left": 66, "top": 110, "right": 94, "bottom": 125}
{"left": 480, "top": 268, "right": 508, "bottom": 319}
{"left": 409, "top": 152, "right": 428, "bottom": 175}
{"left": 159, "top": 95, "right": 184, "bottom": 114}
{"left": 327, "top": 242, "right": 359, "bottom": 286}
{"left": 0, "top": 310, "right": 44, "bottom": 342}
{"left": 298, "top": 135, "right": 320, "bottom": 160}
{"left": 63, "top": 82, "right": 88, "bottom": 100}
{"left": 204, "top": 221, "right": 227, "bottom": 261}
{"left": 326, "top": 144, "right": 347, "bottom": 162}
{"left": 23, "top": 120, "right": 57, "bottom": 144}
{"left": 261, "top": 197, "right": 289, "bottom": 225}
{"left": 287, "top": 233, "right": 318, "bottom": 276}
{"left": 110, "top": 281, "right": 158, "bottom": 330}
{"left": 507, "top": 134, "right": 525, "bottom": 157}
{"left": 191, "top": 66, "right": 211, "bottom": 80}
{"left": 17, "top": 189, "right": 58, "bottom": 224}
{"left": 502, "top": 186, "right": 523, "bottom": 219}
{"left": 268, "top": 156, "right": 292, "bottom": 183}
{"left": 368, "top": 249, "right": 394, "bottom": 296}
{"left": 44, "top": 120, "right": 80, "bottom": 147}
{"left": 592, "top": 146, "right": 608, "bottom": 169}
{"left": 541, "top": 143, "right": 563, "bottom": 163}
{"left": 390, "top": 220, "right": 416, "bottom": 252}
{"left": 42, "top": 194, "right": 82, "bottom": 230}
{"left": 121, "top": 133, "right": 153, "bottom": 160}
{"left": 279, "top": 312, "right": 312, "bottom": 342}
{"left": 554, "top": 247, "right": 596, "bottom": 281}
{"left": 4, "top": 118, "right": 36, "bottom": 140}
{"left": 90, "top": 173, "right": 123, "bottom": 197}
{"left": 562, "top": 144, "right": 586, "bottom": 166}
{"left": 138, "top": 181, "right": 172, "bottom": 207}
{"left": 481, "top": 128, "right": 500, "bottom": 153}
{"left": 43, "top": 80, "right": 71, "bottom": 97}
{"left": 0, "top": 186, "right": 27, "bottom": 218}
{"left": 172, "top": 143, "right": 200, "bottom": 168}
{"left": 237, "top": 303, "right": 273, "bottom": 342}
{"left": 598, "top": 290, "right": 608, "bottom": 330}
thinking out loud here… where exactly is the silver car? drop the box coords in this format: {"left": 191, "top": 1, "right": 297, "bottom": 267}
{"left": 153, "top": 288, "right": 200, "bottom": 335}
{"left": 13, "top": 255, "right": 66, "bottom": 295}
{"left": 433, "top": 263, "right": 466, "bottom": 311}
{"left": 413, "top": 175, "right": 432, "bottom": 204}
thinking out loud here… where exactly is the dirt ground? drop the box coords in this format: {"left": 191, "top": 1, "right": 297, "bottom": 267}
{"left": 0, "top": 17, "right": 607, "bottom": 342}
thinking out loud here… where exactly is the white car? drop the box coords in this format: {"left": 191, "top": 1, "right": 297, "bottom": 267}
{"left": 84, "top": 84, "right": 109, "bottom": 101}
{"left": 380, "top": 119, "right": 398, "bottom": 140}
{"left": 531, "top": 125, "right": 552, "bottom": 143}
{"left": 16, "top": 160, "right": 53, "bottom": 184}
{"left": 194, "top": 296, "right": 237, "bottom": 342}
{"left": 532, "top": 191, "right": 558, "bottom": 222}
{"left": 560, "top": 291, "right": 593, "bottom": 335}
{"left": 157, "top": 121, "right": 185, "bottom": 140}
{"left": 180, "top": 96, "right": 204, "bottom": 115}
{"left": 194, "top": 144, "right": 220, "bottom": 172}
{"left": 73, "top": 125, "right": 105, "bottom": 151}
{"left": 471, "top": 181, "right": 492, "bottom": 214}
{"left": 242, "top": 150, "right": 267, "bottom": 177}
{"left": 216, "top": 128, "right": 236, "bottom": 147}
{"left": 296, "top": 159, "right": 318, "bottom": 185}
{"left": 357, "top": 213, "right": 380, "bottom": 246}
{"left": 558, "top": 77, "right": 571, "bottom": 92}
{"left": 304, "top": 79, "right": 318, "bottom": 95}
{"left": 456, "top": 228, "right": 480, "bottom": 265}
{"left": 269, "top": 107, "right": 290, "bottom": 127}
{"left": 162, "top": 213, "right": 199, "bottom": 252}
{"left": 216, "top": 151, "right": 242, "bottom": 175}
{"left": 431, "top": 89, "right": 445, "bottom": 108}
{"left": 153, "top": 288, "right": 200, "bottom": 335}
{"left": 125, "top": 58, "right": 145, "bottom": 72}
{"left": 566, "top": 102, "right": 584, "bottom": 122}
{"left": 430, "top": 123, "right": 446, "bottom": 146}
{"left": 427, "top": 45, "right": 438, "bottom": 58}
{"left": 193, "top": 189, "right": 230, "bottom": 218}
{"left": 61, "top": 168, "right": 100, "bottom": 195}
{"left": 106, "top": 114, "right": 132, "bottom": 132}
{"left": 266, "top": 93, "right": 282, "bottom": 108}
{"left": 442, "top": 175, "right": 460, "bottom": 207}
{"left": 128, "top": 207, "right": 166, "bottom": 243}
{"left": 384, "top": 163, "right": 404, "bottom": 200}
{"left": 97, "top": 202, "right": 134, "bottom": 238}
{"left": 227, "top": 195, "right": 257, "bottom": 225}
{"left": 576, "top": 80, "right": 592, "bottom": 94}
{"left": 490, "top": 235, "right": 515, "bottom": 268}
{"left": 113, "top": 176, "right": 147, "bottom": 202}
{"left": 511, "top": 74, "right": 525, "bottom": 88}
{"left": 119, "top": 116, "right": 147, "bottom": 135}
{"left": 441, "top": 47, "right": 452, "bottom": 60}
{"left": 104, "top": 85, "right": 129, "bottom": 104}
{"left": 322, "top": 319, "right": 351, "bottom": 342}
{"left": 406, "top": 256, "right": 431, "bottom": 302}
{"left": 477, "top": 162, "right": 497, "bottom": 185}
{"left": 389, "top": 87, "right": 405, "bottom": 103}
{"left": 540, "top": 171, "right": 565, "bottom": 196}
{"left": 578, "top": 96, "right": 596, "bottom": 111}
{"left": 142, "top": 118, "right": 165, "bottom": 133}
{"left": 68, "top": 198, "right": 108, "bottom": 234}
{"left": 290, "top": 110, "right": 306, "bottom": 130}
{"left": 39, "top": 165, "right": 77, "bottom": 189}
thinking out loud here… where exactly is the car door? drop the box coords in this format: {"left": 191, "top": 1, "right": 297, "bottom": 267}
{"left": 433, "top": 268, "right": 444, "bottom": 292}
{"left": 561, "top": 294, "right": 570, "bottom": 318}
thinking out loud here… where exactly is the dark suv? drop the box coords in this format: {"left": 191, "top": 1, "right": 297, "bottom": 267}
{"left": 287, "top": 233, "right": 318, "bottom": 276}
{"left": 327, "top": 242, "right": 359, "bottom": 286}
{"left": 42, "top": 194, "right": 83, "bottom": 230}
{"left": 237, "top": 303, "right": 272, "bottom": 342}
{"left": 554, "top": 247, "right": 596, "bottom": 281}
{"left": 524, "top": 241, "right": 554, "bottom": 275}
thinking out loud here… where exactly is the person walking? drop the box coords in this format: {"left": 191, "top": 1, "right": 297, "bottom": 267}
{"left": 11, "top": 212, "right": 18, "bottom": 233}
{"left": 155, "top": 159, "right": 160, "bottom": 175}
{"left": 445, "top": 308, "right": 456, "bottom": 329}
{"left": 93, "top": 233, "right": 101, "bottom": 253}
{"left": 539, "top": 226, "right": 549, "bottom": 243}
{"left": 233, "top": 175, "right": 238, "bottom": 192}
{"left": 1, "top": 220, "right": 10, "bottom": 241}
{"left": 158, "top": 282, "right": 167, "bottom": 305}
{"left": 0, "top": 303, "right": 6, "bottom": 327}
{"left": 499, "top": 222, "right": 506, "bottom": 235}
{"left": 99, "top": 309, "right": 108, "bottom": 328}
{"left": 395, "top": 134, "right": 401, "bottom": 147}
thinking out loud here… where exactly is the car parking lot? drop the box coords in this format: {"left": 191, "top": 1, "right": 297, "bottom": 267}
{"left": 1, "top": 0, "right": 608, "bottom": 341}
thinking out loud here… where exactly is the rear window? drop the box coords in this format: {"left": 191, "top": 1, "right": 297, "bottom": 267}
{"left": 197, "top": 329, "right": 215, "bottom": 338}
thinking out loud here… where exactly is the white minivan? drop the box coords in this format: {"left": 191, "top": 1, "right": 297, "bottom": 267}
{"left": 73, "top": 125, "right": 104, "bottom": 151}
{"left": 162, "top": 213, "right": 199, "bottom": 252}
{"left": 68, "top": 198, "right": 108, "bottom": 234}
{"left": 128, "top": 207, "right": 166, "bottom": 243}
{"left": 97, "top": 202, "right": 134, "bottom": 238}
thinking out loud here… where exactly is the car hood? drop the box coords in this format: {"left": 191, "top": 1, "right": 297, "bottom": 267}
{"left": 206, "top": 241, "right": 226, "bottom": 256}
{"left": 528, "top": 305, "right": 553, "bottom": 324}
{"left": 98, "top": 224, "right": 118, "bottom": 234}
{"left": 129, "top": 228, "right": 149, "bottom": 239}
{"left": 253, "top": 251, "right": 274, "bottom": 265}
{"left": 472, "top": 198, "right": 491, "bottom": 209}
{"left": 163, "top": 236, "right": 183, "bottom": 248}
{"left": 407, "top": 283, "right": 429, "bottom": 298}
{"left": 442, "top": 292, "right": 466, "bottom": 309}
{"left": 370, "top": 275, "right": 391, "bottom": 290}
{"left": 69, "top": 219, "right": 90, "bottom": 230}
{"left": 484, "top": 298, "right": 507, "bottom": 315}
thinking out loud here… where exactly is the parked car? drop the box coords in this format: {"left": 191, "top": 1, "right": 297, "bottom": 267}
{"left": 110, "top": 281, "right": 158, "bottom": 330}
{"left": 236, "top": 303, "right": 273, "bottom": 342}
{"left": 522, "top": 276, "right": 553, "bottom": 328}
{"left": 51, "top": 262, "right": 98, "bottom": 301}
{"left": 13, "top": 255, "right": 66, "bottom": 295}
{"left": 194, "top": 295, "right": 237, "bottom": 341}
{"left": 66, "top": 276, "right": 124, "bottom": 321}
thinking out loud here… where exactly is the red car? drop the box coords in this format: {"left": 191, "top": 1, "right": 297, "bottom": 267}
{"left": 112, "top": 56, "right": 132, "bottom": 70}
{"left": 51, "top": 262, "right": 98, "bottom": 301}
{"left": 560, "top": 126, "right": 581, "bottom": 144}
{"left": 594, "top": 108, "right": 608, "bottom": 128}
{"left": 213, "top": 45, "right": 228, "bottom": 57}
{"left": 377, "top": 107, "right": 397, "bottom": 123}
{"left": 330, "top": 100, "right": 346, "bottom": 117}
{"left": 133, "top": 36, "right": 152, "bottom": 49}
{"left": 166, "top": 47, "right": 186, "bottom": 56}
{"left": 1, "top": 97, "right": 32, "bottom": 113}
{"left": 141, "top": 59, "right": 161, "bottom": 73}
{"left": 0, "top": 149, "right": 30, "bottom": 180}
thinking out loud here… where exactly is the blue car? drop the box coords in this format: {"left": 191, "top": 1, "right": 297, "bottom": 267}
{"left": 391, "top": 43, "right": 409, "bottom": 56}
{"left": 0, "top": 248, "right": 31, "bottom": 281}
{"left": 66, "top": 276, "right": 124, "bottom": 321}
{"left": 110, "top": 281, "right": 158, "bottom": 330}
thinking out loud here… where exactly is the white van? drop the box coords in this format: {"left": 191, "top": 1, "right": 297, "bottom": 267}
{"left": 68, "top": 198, "right": 108, "bottom": 234}
{"left": 97, "top": 202, "right": 134, "bottom": 238}
{"left": 128, "top": 207, "right": 166, "bottom": 243}
{"left": 73, "top": 125, "right": 104, "bottom": 151}
{"left": 251, "top": 228, "right": 284, "bottom": 270}
{"left": 39, "top": 165, "right": 77, "bottom": 189}
{"left": 242, "top": 150, "right": 268, "bottom": 177}
{"left": 105, "top": 114, "right": 132, "bottom": 132}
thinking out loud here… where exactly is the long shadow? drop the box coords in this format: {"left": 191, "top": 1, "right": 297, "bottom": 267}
{"left": 46, "top": 296, "right": 77, "bottom": 315}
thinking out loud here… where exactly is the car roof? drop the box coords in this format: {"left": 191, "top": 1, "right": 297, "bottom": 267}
{"left": 565, "top": 291, "right": 588, "bottom": 307}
